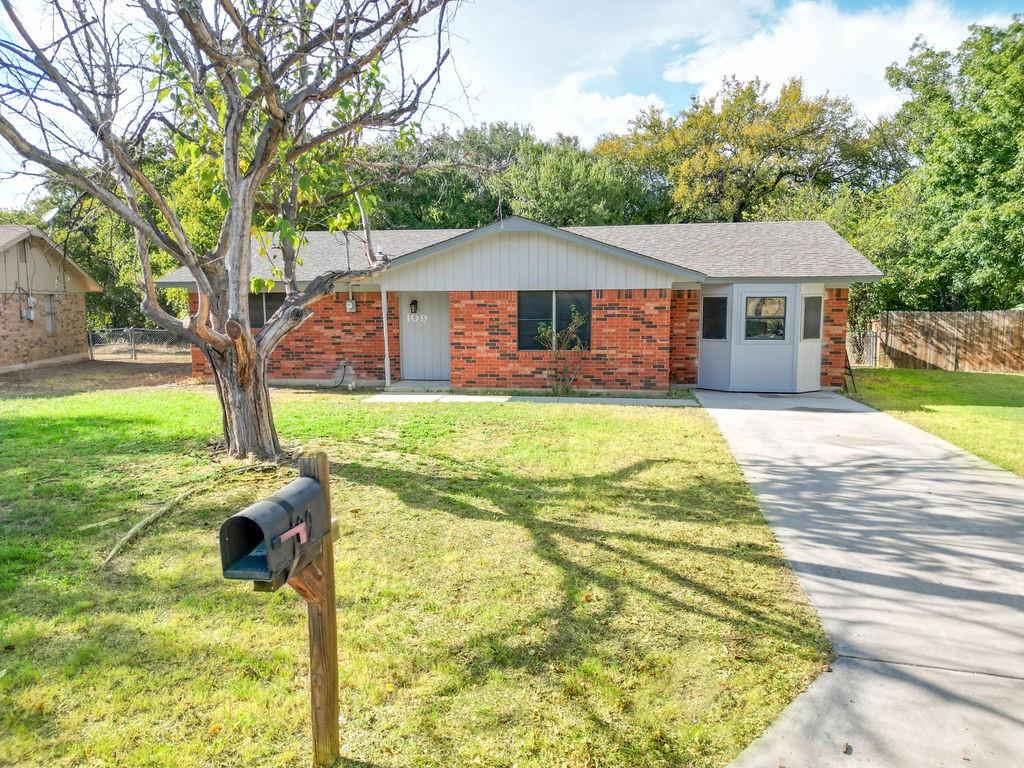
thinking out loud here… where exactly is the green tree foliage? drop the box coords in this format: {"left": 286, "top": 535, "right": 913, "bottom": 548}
{"left": 495, "top": 135, "right": 669, "bottom": 226}
{"left": 4, "top": 16, "right": 1022, "bottom": 331}
{"left": 883, "top": 19, "right": 1024, "bottom": 309}
{"left": 759, "top": 17, "right": 1024, "bottom": 319}
{"left": 368, "top": 123, "right": 530, "bottom": 229}
{"left": 369, "top": 123, "right": 671, "bottom": 229}
{"left": 597, "top": 78, "right": 864, "bottom": 222}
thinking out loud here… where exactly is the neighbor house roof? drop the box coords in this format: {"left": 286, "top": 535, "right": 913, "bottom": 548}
{"left": 0, "top": 224, "right": 102, "bottom": 292}
{"left": 155, "top": 217, "right": 881, "bottom": 287}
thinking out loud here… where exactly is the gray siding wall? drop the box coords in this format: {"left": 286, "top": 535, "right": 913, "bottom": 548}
{"left": 379, "top": 231, "right": 678, "bottom": 291}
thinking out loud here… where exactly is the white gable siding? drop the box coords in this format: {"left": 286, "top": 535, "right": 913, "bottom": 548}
{"left": 1, "top": 236, "right": 94, "bottom": 294}
{"left": 378, "top": 231, "right": 679, "bottom": 291}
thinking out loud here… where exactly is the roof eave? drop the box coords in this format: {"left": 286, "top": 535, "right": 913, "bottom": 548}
{"left": 704, "top": 272, "right": 882, "bottom": 284}
{"left": 155, "top": 274, "right": 378, "bottom": 291}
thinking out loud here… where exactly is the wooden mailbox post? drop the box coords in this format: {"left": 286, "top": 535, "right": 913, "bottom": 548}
{"left": 290, "top": 453, "right": 340, "bottom": 766}
{"left": 218, "top": 451, "right": 339, "bottom": 767}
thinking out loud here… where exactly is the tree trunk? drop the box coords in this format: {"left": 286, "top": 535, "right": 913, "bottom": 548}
{"left": 206, "top": 348, "right": 281, "bottom": 460}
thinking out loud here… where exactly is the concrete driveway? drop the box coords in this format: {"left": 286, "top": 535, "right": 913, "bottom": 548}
{"left": 696, "top": 390, "right": 1024, "bottom": 768}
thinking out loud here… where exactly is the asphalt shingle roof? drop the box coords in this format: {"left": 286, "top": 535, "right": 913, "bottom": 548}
{"left": 565, "top": 221, "right": 879, "bottom": 279}
{"left": 156, "top": 219, "right": 880, "bottom": 286}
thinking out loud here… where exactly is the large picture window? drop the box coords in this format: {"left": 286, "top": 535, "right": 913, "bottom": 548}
{"left": 745, "top": 296, "right": 786, "bottom": 340}
{"left": 517, "top": 291, "right": 591, "bottom": 350}
{"left": 248, "top": 292, "right": 286, "bottom": 328}
{"left": 802, "top": 296, "right": 823, "bottom": 340}
{"left": 701, "top": 296, "right": 728, "bottom": 340}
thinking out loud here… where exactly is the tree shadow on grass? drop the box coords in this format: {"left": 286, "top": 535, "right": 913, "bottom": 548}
{"left": 1, "top": 402, "right": 825, "bottom": 767}
{"left": 332, "top": 456, "right": 829, "bottom": 763}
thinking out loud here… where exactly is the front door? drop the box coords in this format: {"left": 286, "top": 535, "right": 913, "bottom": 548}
{"left": 399, "top": 292, "right": 451, "bottom": 380}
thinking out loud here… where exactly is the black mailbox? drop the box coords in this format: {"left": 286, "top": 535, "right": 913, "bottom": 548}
{"left": 219, "top": 476, "right": 329, "bottom": 591}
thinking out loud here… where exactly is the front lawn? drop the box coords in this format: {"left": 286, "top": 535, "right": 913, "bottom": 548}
{"left": 848, "top": 368, "right": 1024, "bottom": 477}
{"left": 0, "top": 386, "right": 827, "bottom": 768}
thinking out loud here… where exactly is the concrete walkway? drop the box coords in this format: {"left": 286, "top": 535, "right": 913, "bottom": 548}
{"left": 365, "top": 392, "right": 698, "bottom": 407}
{"left": 696, "top": 390, "right": 1024, "bottom": 768}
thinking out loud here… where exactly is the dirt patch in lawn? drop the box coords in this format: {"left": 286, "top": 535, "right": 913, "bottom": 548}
{"left": 0, "top": 354, "right": 193, "bottom": 396}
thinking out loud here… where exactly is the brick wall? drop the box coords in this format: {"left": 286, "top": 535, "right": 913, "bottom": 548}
{"left": 669, "top": 289, "right": 700, "bottom": 385}
{"left": 821, "top": 287, "right": 849, "bottom": 387}
{"left": 188, "top": 292, "right": 400, "bottom": 382}
{"left": 0, "top": 293, "right": 88, "bottom": 371}
{"left": 449, "top": 289, "right": 672, "bottom": 390}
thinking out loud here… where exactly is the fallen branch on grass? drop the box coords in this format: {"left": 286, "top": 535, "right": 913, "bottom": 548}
{"left": 99, "top": 463, "right": 282, "bottom": 570}
{"left": 99, "top": 485, "right": 207, "bottom": 570}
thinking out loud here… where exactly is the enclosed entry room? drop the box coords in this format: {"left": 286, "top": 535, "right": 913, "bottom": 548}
{"left": 697, "top": 283, "right": 827, "bottom": 393}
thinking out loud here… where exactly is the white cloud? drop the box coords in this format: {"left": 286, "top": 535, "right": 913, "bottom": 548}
{"left": 0, "top": 0, "right": 1009, "bottom": 208}
{"left": 518, "top": 71, "right": 665, "bottom": 144}
{"left": 420, "top": 0, "right": 773, "bottom": 142}
{"left": 664, "top": 0, "right": 1009, "bottom": 117}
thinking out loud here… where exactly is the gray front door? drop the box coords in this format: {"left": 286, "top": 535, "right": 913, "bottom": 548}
{"left": 399, "top": 292, "right": 450, "bottom": 380}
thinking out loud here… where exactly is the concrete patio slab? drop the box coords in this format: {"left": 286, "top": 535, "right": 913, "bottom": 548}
{"left": 366, "top": 392, "right": 445, "bottom": 403}
{"left": 364, "top": 392, "right": 698, "bottom": 407}
{"left": 696, "top": 390, "right": 1024, "bottom": 768}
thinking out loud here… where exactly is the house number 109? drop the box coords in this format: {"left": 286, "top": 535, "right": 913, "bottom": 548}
{"left": 406, "top": 313, "right": 428, "bottom": 322}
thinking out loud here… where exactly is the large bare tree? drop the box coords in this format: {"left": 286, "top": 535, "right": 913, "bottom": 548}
{"left": 0, "top": 0, "right": 453, "bottom": 458}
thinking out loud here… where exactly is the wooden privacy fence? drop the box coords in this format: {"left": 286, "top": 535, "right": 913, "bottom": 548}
{"left": 866, "top": 311, "right": 1024, "bottom": 372}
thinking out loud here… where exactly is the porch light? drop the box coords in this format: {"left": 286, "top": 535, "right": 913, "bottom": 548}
{"left": 409, "top": 298, "right": 418, "bottom": 314}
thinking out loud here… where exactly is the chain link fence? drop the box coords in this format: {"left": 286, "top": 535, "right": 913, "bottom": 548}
{"left": 847, "top": 330, "right": 878, "bottom": 368}
{"left": 88, "top": 327, "right": 191, "bottom": 359}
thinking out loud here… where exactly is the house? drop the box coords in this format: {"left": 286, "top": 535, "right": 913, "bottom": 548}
{"left": 0, "top": 225, "right": 101, "bottom": 374}
{"left": 157, "top": 216, "right": 881, "bottom": 393}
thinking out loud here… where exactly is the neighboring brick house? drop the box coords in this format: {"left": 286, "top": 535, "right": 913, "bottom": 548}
{"left": 0, "top": 225, "right": 101, "bottom": 374}
{"left": 158, "top": 217, "right": 880, "bottom": 393}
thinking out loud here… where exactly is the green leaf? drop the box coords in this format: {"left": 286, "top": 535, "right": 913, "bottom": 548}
{"left": 250, "top": 277, "right": 275, "bottom": 294}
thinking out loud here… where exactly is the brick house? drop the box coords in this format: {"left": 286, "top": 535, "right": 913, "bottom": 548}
{"left": 0, "top": 225, "right": 101, "bottom": 374}
{"left": 158, "top": 217, "right": 880, "bottom": 393}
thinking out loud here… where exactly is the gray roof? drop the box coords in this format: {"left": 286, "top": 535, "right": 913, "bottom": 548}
{"left": 565, "top": 221, "right": 880, "bottom": 280}
{"left": 156, "top": 218, "right": 880, "bottom": 286}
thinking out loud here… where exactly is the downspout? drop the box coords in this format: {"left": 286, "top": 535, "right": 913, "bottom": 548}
{"left": 381, "top": 287, "right": 392, "bottom": 387}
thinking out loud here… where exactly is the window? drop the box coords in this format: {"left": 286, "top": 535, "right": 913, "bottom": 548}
{"left": 802, "top": 296, "right": 823, "bottom": 340}
{"left": 248, "top": 292, "right": 286, "bottom": 328}
{"left": 43, "top": 295, "right": 55, "bottom": 333}
{"left": 744, "top": 296, "right": 786, "bottom": 340}
{"left": 701, "top": 296, "right": 728, "bottom": 340}
{"left": 517, "top": 291, "right": 591, "bottom": 350}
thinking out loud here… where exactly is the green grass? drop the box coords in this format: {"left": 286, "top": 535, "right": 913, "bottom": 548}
{"left": 0, "top": 386, "right": 827, "bottom": 768}
{"left": 848, "top": 368, "right": 1024, "bottom": 476}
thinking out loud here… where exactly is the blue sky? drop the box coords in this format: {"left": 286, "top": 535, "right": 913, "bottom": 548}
{"left": 0, "top": 0, "right": 1017, "bottom": 208}
{"left": 420, "top": 0, "right": 1015, "bottom": 141}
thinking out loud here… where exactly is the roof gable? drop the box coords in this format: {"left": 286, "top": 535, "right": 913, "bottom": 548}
{"left": 0, "top": 225, "right": 102, "bottom": 292}
{"left": 383, "top": 216, "right": 706, "bottom": 282}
